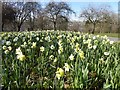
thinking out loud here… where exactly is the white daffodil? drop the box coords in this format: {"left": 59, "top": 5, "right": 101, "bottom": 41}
{"left": 50, "top": 45, "right": 55, "bottom": 50}
{"left": 64, "top": 63, "right": 70, "bottom": 72}
{"left": 16, "top": 47, "right": 22, "bottom": 55}
{"left": 31, "top": 42, "right": 36, "bottom": 48}
{"left": 8, "top": 46, "right": 12, "bottom": 51}
{"left": 45, "top": 36, "right": 50, "bottom": 42}
{"left": 104, "top": 52, "right": 109, "bottom": 56}
{"left": 69, "top": 54, "right": 74, "bottom": 60}
{"left": 88, "top": 44, "right": 92, "bottom": 49}
{"left": 2, "top": 46, "right": 7, "bottom": 50}
{"left": 6, "top": 41, "right": 11, "bottom": 46}
{"left": 36, "top": 37, "right": 39, "bottom": 41}
{"left": 110, "top": 41, "right": 114, "bottom": 44}
{"left": 13, "top": 37, "right": 18, "bottom": 42}
{"left": 49, "top": 55, "right": 54, "bottom": 60}
{"left": 99, "top": 58, "right": 105, "bottom": 64}
{"left": 93, "top": 45, "right": 97, "bottom": 50}
{"left": 4, "top": 50, "right": 9, "bottom": 54}
{"left": 58, "top": 46, "right": 63, "bottom": 54}
{"left": 93, "top": 36, "right": 96, "bottom": 40}
{"left": 40, "top": 46, "right": 45, "bottom": 52}
{"left": 54, "top": 57, "right": 57, "bottom": 63}
{"left": 58, "top": 40, "right": 62, "bottom": 46}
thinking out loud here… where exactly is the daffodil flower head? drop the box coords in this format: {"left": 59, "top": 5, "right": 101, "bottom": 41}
{"left": 6, "top": 41, "right": 11, "bottom": 46}
{"left": 64, "top": 63, "right": 70, "bottom": 72}
{"left": 31, "top": 42, "right": 36, "bottom": 48}
{"left": 50, "top": 45, "right": 55, "bottom": 50}
{"left": 79, "top": 50, "right": 85, "bottom": 60}
{"left": 40, "top": 46, "right": 45, "bottom": 52}
{"left": 4, "top": 50, "right": 9, "bottom": 54}
{"left": 69, "top": 54, "right": 74, "bottom": 60}
{"left": 56, "top": 68, "right": 64, "bottom": 79}
{"left": 104, "top": 52, "right": 109, "bottom": 56}
{"left": 8, "top": 46, "right": 12, "bottom": 51}
{"left": 16, "top": 47, "right": 22, "bottom": 55}
{"left": 2, "top": 46, "right": 7, "bottom": 50}
{"left": 17, "top": 54, "right": 26, "bottom": 61}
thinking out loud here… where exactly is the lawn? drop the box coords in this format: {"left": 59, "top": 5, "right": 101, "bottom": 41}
{"left": 94, "top": 33, "right": 119, "bottom": 38}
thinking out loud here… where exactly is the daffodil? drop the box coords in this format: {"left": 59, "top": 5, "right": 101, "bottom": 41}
{"left": 36, "top": 37, "right": 39, "bottom": 41}
{"left": 50, "top": 45, "right": 55, "bottom": 50}
{"left": 54, "top": 57, "right": 57, "bottom": 63}
{"left": 17, "top": 54, "right": 26, "bottom": 61}
{"left": 58, "top": 46, "right": 63, "bottom": 54}
{"left": 110, "top": 41, "right": 114, "bottom": 44}
{"left": 104, "top": 52, "right": 109, "bottom": 56}
{"left": 16, "top": 47, "right": 22, "bottom": 55}
{"left": 79, "top": 50, "right": 85, "bottom": 60}
{"left": 69, "top": 54, "right": 74, "bottom": 60}
{"left": 6, "top": 41, "right": 11, "bottom": 46}
{"left": 31, "top": 42, "right": 36, "bottom": 48}
{"left": 49, "top": 55, "right": 54, "bottom": 60}
{"left": 4, "top": 50, "right": 9, "bottom": 54}
{"left": 2, "top": 46, "right": 7, "bottom": 50}
{"left": 56, "top": 68, "right": 64, "bottom": 79}
{"left": 99, "top": 58, "right": 105, "bottom": 64}
{"left": 64, "top": 63, "right": 70, "bottom": 72}
{"left": 88, "top": 44, "right": 92, "bottom": 49}
{"left": 40, "top": 46, "right": 45, "bottom": 52}
{"left": 8, "top": 46, "right": 12, "bottom": 51}
{"left": 93, "top": 45, "right": 97, "bottom": 50}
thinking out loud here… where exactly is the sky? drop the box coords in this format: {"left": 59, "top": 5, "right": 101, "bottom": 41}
{"left": 41, "top": 1, "right": 118, "bottom": 21}
{"left": 67, "top": 2, "right": 118, "bottom": 21}
{"left": 3, "top": 0, "right": 119, "bottom": 21}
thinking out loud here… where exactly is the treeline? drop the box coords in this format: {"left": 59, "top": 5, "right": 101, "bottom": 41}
{"left": 1, "top": 1, "right": 118, "bottom": 33}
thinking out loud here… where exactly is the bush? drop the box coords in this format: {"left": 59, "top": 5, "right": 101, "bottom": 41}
{"left": 1, "top": 31, "right": 120, "bottom": 89}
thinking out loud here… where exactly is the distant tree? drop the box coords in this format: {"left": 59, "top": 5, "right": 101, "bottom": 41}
{"left": 80, "top": 6, "right": 100, "bottom": 34}
{"left": 26, "top": 2, "right": 41, "bottom": 31}
{"left": 45, "top": 1, "right": 75, "bottom": 30}
{"left": 80, "top": 5, "right": 116, "bottom": 34}
{"left": 13, "top": 2, "right": 41, "bottom": 31}
{"left": 68, "top": 21, "right": 82, "bottom": 32}
{"left": 2, "top": 2, "right": 16, "bottom": 31}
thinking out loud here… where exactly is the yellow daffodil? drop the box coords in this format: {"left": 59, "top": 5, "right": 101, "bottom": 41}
{"left": 56, "top": 68, "right": 64, "bottom": 79}
{"left": 17, "top": 54, "right": 26, "bottom": 61}
{"left": 79, "top": 50, "right": 85, "bottom": 60}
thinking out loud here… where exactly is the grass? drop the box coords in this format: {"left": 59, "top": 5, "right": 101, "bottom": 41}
{"left": 94, "top": 33, "right": 119, "bottom": 38}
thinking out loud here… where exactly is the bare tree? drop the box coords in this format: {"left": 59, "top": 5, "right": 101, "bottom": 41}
{"left": 13, "top": 2, "right": 41, "bottom": 31}
{"left": 26, "top": 2, "right": 41, "bottom": 31}
{"left": 80, "top": 4, "right": 116, "bottom": 34}
{"left": 45, "top": 1, "right": 75, "bottom": 30}
{"left": 80, "top": 6, "right": 100, "bottom": 34}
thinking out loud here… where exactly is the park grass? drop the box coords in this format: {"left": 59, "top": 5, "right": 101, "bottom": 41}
{"left": 94, "top": 33, "right": 119, "bottom": 38}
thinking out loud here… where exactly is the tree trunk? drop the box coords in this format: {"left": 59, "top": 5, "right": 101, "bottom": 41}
{"left": 2, "top": 23, "right": 4, "bottom": 31}
{"left": 92, "top": 23, "right": 96, "bottom": 34}
{"left": 53, "top": 21, "right": 57, "bottom": 30}
{"left": 17, "top": 25, "right": 21, "bottom": 32}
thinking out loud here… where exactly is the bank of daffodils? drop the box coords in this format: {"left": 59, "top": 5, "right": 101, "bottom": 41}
{"left": 1, "top": 30, "right": 120, "bottom": 89}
